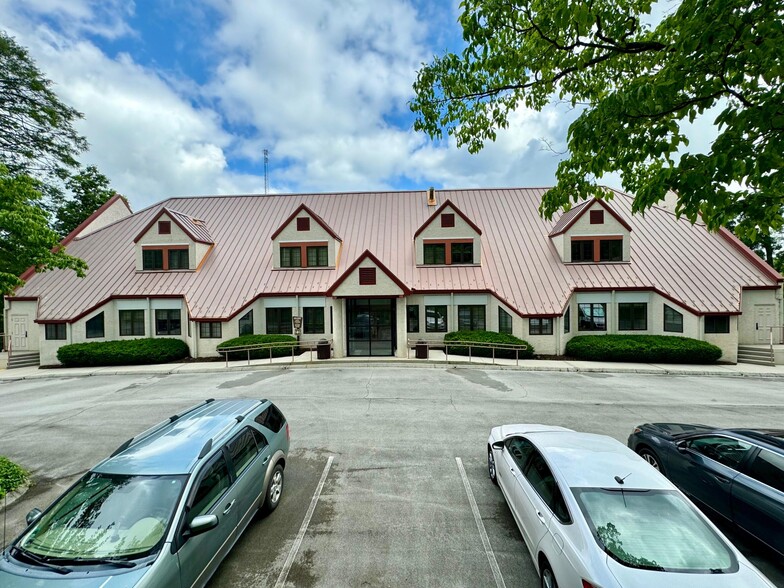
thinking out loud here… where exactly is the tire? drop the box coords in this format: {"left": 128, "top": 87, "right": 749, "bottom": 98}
{"left": 540, "top": 560, "right": 558, "bottom": 588}
{"left": 488, "top": 447, "right": 498, "bottom": 485}
{"left": 261, "top": 463, "right": 284, "bottom": 515}
{"left": 637, "top": 446, "right": 665, "bottom": 475}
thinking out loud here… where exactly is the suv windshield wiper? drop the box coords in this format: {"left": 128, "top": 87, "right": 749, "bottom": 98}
{"left": 71, "top": 557, "right": 137, "bottom": 568}
{"left": 12, "top": 546, "right": 72, "bottom": 575}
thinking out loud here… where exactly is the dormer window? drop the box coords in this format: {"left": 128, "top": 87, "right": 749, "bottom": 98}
{"left": 158, "top": 220, "right": 171, "bottom": 234}
{"left": 280, "top": 243, "right": 329, "bottom": 268}
{"left": 415, "top": 199, "right": 482, "bottom": 267}
{"left": 271, "top": 204, "right": 342, "bottom": 270}
{"left": 550, "top": 199, "right": 631, "bottom": 263}
{"left": 142, "top": 246, "right": 189, "bottom": 270}
{"left": 134, "top": 208, "right": 213, "bottom": 272}
{"left": 424, "top": 240, "right": 474, "bottom": 265}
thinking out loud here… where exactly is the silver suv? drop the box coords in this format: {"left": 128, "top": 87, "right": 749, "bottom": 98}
{"left": 0, "top": 398, "right": 289, "bottom": 587}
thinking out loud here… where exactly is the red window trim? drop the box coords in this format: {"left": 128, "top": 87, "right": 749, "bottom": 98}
{"left": 590, "top": 210, "right": 604, "bottom": 224}
{"left": 158, "top": 220, "right": 171, "bottom": 234}
{"left": 296, "top": 217, "right": 310, "bottom": 231}
{"left": 279, "top": 241, "right": 329, "bottom": 268}
{"left": 423, "top": 238, "right": 474, "bottom": 265}
{"left": 359, "top": 267, "right": 376, "bottom": 285}
{"left": 142, "top": 245, "right": 189, "bottom": 270}
{"left": 570, "top": 236, "right": 623, "bottom": 262}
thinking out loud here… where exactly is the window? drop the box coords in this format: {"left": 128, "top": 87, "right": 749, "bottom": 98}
{"left": 618, "top": 303, "right": 647, "bottom": 331}
{"left": 425, "top": 305, "right": 448, "bottom": 332}
{"left": 688, "top": 436, "right": 751, "bottom": 470}
{"left": 142, "top": 249, "right": 164, "bottom": 270}
{"left": 705, "top": 315, "right": 730, "bottom": 334}
{"left": 255, "top": 403, "right": 285, "bottom": 433}
{"left": 303, "top": 307, "right": 324, "bottom": 334}
{"left": 458, "top": 305, "right": 485, "bottom": 331}
{"left": 590, "top": 210, "right": 604, "bottom": 224}
{"left": 529, "top": 317, "right": 553, "bottom": 335}
{"left": 45, "top": 323, "right": 66, "bottom": 340}
{"left": 296, "top": 217, "right": 310, "bottom": 231}
{"left": 199, "top": 321, "right": 222, "bottom": 338}
{"left": 280, "top": 246, "right": 302, "bottom": 268}
{"left": 747, "top": 449, "right": 784, "bottom": 492}
{"left": 664, "top": 304, "right": 683, "bottom": 333}
{"left": 119, "top": 310, "right": 145, "bottom": 336}
{"left": 238, "top": 310, "right": 253, "bottom": 335}
{"left": 168, "top": 249, "right": 189, "bottom": 270}
{"left": 266, "top": 308, "right": 292, "bottom": 334}
{"left": 525, "top": 450, "right": 570, "bottom": 523}
{"left": 599, "top": 239, "right": 622, "bottom": 261}
{"left": 441, "top": 213, "right": 455, "bottom": 228}
{"left": 578, "top": 303, "right": 606, "bottom": 331}
{"left": 359, "top": 267, "right": 376, "bottom": 285}
{"left": 563, "top": 307, "right": 570, "bottom": 333}
{"left": 158, "top": 220, "right": 171, "bottom": 234}
{"left": 155, "top": 309, "right": 181, "bottom": 336}
{"left": 227, "top": 428, "right": 262, "bottom": 477}
{"left": 407, "top": 305, "right": 420, "bottom": 333}
{"left": 86, "top": 313, "right": 104, "bottom": 338}
{"left": 571, "top": 240, "right": 593, "bottom": 262}
{"left": 498, "top": 308, "right": 512, "bottom": 335}
{"left": 423, "top": 243, "right": 446, "bottom": 265}
{"left": 505, "top": 437, "right": 535, "bottom": 470}
{"left": 307, "top": 246, "right": 328, "bottom": 267}
{"left": 451, "top": 242, "right": 474, "bottom": 264}
{"left": 189, "top": 455, "right": 231, "bottom": 523}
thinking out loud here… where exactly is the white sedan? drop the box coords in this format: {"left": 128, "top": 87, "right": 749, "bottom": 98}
{"left": 487, "top": 425, "right": 775, "bottom": 588}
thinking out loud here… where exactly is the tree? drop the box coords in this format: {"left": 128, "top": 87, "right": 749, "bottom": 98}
{"left": 0, "top": 166, "right": 87, "bottom": 295}
{"left": 411, "top": 0, "right": 784, "bottom": 239}
{"left": 54, "top": 165, "right": 116, "bottom": 237}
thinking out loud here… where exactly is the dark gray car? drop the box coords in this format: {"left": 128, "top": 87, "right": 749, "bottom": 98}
{"left": 0, "top": 398, "right": 289, "bottom": 587}
{"left": 628, "top": 423, "right": 784, "bottom": 558}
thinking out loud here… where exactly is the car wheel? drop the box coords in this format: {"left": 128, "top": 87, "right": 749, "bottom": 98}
{"left": 488, "top": 447, "right": 498, "bottom": 485}
{"left": 637, "top": 447, "right": 665, "bottom": 475}
{"left": 261, "top": 464, "right": 284, "bottom": 515}
{"left": 540, "top": 561, "right": 558, "bottom": 588}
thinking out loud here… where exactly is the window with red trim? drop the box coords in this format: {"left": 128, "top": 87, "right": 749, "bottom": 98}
{"left": 359, "top": 267, "right": 376, "bottom": 285}
{"left": 158, "top": 220, "right": 171, "bottom": 234}
{"left": 441, "top": 213, "right": 455, "bottom": 228}
{"left": 297, "top": 217, "right": 310, "bottom": 231}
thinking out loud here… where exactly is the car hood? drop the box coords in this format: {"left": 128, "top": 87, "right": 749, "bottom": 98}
{"left": 606, "top": 556, "right": 774, "bottom": 587}
{"left": 0, "top": 557, "right": 151, "bottom": 588}
{"left": 643, "top": 423, "right": 715, "bottom": 439}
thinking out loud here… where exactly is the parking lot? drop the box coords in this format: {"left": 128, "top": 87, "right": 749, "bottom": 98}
{"left": 1, "top": 367, "right": 783, "bottom": 586}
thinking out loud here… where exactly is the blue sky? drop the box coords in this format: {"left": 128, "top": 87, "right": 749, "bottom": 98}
{"left": 0, "top": 0, "right": 692, "bottom": 211}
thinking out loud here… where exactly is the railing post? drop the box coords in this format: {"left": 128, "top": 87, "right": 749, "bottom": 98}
{"left": 516, "top": 348, "right": 519, "bottom": 367}
{"left": 492, "top": 346, "right": 495, "bottom": 365}
{"left": 225, "top": 351, "right": 228, "bottom": 368}
{"left": 445, "top": 343, "right": 448, "bottom": 363}
{"left": 247, "top": 349, "right": 250, "bottom": 366}
{"left": 469, "top": 345, "right": 472, "bottom": 363}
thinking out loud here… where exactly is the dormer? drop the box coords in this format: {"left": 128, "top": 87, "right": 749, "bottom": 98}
{"left": 414, "top": 199, "right": 482, "bottom": 266}
{"left": 271, "top": 204, "right": 342, "bottom": 269}
{"left": 326, "top": 250, "right": 411, "bottom": 297}
{"left": 133, "top": 208, "right": 214, "bottom": 271}
{"left": 549, "top": 198, "right": 632, "bottom": 263}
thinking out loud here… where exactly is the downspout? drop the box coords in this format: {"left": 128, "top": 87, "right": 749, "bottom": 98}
{"left": 610, "top": 290, "right": 616, "bottom": 334}
{"left": 147, "top": 297, "right": 152, "bottom": 338}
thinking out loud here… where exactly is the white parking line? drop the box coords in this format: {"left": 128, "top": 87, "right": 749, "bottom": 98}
{"left": 455, "top": 457, "right": 507, "bottom": 588}
{"left": 274, "top": 455, "right": 334, "bottom": 588}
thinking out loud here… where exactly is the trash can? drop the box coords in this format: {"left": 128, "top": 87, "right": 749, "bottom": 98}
{"left": 415, "top": 340, "right": 428, "bottom": 359}
{"left": 317, "top": 339, "right": 331, "bottom": 360}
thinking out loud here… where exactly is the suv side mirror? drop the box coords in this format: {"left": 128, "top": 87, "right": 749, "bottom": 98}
{"left": 26, "top": 508, "right": 43, "bottom": 526}
{"left": 188, "top": 515, "right": 218, "bottom": 538}
{"left": 491, "top": 441, "right": 505, "bottom": 450}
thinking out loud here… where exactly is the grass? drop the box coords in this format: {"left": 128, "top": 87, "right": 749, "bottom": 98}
{"left": 0, "top": 456, "right": 29, "bottom": 500}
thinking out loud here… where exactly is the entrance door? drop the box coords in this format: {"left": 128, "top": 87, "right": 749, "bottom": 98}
{"left": 754, "top": 304, "right": 776, "bottom": 343}
{"left": 346, "top": 298, "right": 396, "bottom": 356}
{"left": 11, "top": 315, "right": 28, "bottom": 351}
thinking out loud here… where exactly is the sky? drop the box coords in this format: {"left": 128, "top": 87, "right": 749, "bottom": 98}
{"left": 0, "top": 0, "right": 701, "bottom": 211}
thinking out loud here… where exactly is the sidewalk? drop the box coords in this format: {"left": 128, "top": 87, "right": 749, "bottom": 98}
{"left": 1, "top": 349, "right": 783, "bottom": 380}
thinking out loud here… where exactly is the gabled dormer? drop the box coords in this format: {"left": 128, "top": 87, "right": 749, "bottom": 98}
{"left": 414, "top": 199, "right": 482, "bottom": 266}
{"left": 549, "top": 198, "right": 632, "bottom": 263}
{"left": 271, "top": 204, "right": 342, "bottom": 269}
{"left": 133, "top": 208, "right": 214, "bottom": 271}
{"left": 326, "top": 250, "right": 411, "bottom": 297}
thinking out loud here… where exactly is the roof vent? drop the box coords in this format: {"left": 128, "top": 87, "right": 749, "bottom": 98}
{"left": 427, "top": 187, "right": 437, "bottom": 207}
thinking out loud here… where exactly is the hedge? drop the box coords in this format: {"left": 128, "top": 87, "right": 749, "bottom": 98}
{"left": 57, "top": 338, "right": 190, "bottom": 367}
{"left": 0, "top": 456, "right": 29, "bottom": 499}
{"left": 217, "top": 334, "right": 299, "bottom": 360}
{"left": 443, "top": 330, "right": 535, "bottom": 359}
{"left": 565, "top": 335, "right": 722, "bottom": 363}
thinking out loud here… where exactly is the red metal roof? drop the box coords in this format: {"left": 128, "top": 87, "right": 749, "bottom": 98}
{"left": 12, "top": 188, "right": 782, "bottom": 322}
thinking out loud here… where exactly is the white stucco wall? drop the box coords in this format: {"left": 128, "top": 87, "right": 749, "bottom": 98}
{"left": 74, "top": 197, "right": 132, "bottom": 238}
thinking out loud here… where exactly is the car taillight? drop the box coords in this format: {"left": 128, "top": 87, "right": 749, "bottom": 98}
{"left": 286, "top": 422, "right": 290, "bottom": 441}
{"left": 582, "top": 581, "right": 598, "bottom": 588}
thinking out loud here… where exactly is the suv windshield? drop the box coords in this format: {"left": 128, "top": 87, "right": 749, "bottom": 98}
{"left": 573, "top": 488, "right": 737, "bottom": 573}
{"left": 17, "top": 473, "right": 185, "bottom": 562}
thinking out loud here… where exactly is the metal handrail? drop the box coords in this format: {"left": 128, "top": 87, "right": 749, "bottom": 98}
{"left": 762, "top": 326, "right": 784, "bottom": 352}
{"left": 408, "top": 338, "right": 529, "bottom": 366}
{"left": 217, "top": 338, "right": 333, "bottom": 367}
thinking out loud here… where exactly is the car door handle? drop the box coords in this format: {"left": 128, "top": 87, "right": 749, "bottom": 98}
{"left": 262, "top": 455, "right": 270, "bottom": 466}
{"left": 223, "top": 499, "right": 236, "bottom": 515}
{"left": 537, "top": 511, "right": 546, "bottom": 525}
{"left": 714, "top": 474, "right": 731, "bottom": 484}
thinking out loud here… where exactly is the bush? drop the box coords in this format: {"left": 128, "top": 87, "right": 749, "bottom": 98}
{"left": 0, "top": 456, "right": 29, "bottom": 499}
{"left": 565, "top": 335, "right": 722, "bottom": 363}
{"left": 57, "top": 338, "right": 190, "bottom": 367}
{"left": 444, "top": 330, "right": 535, "bottom": 359}
{"left": 217, "top": 334, "right": 299, "bottom": 360}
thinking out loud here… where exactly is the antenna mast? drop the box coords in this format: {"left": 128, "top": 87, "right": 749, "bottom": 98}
{"left": 263, "top": 149, "right": 269, "bottom": 195}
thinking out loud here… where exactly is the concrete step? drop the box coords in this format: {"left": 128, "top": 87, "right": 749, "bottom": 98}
{"left": 737, "top": 357, "right": 776, "bottom": 367}
{"left": 7, "top": 352, "right": 40, "bottom": 369}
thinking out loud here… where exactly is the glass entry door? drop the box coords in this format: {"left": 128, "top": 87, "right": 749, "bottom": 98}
{"left": 346, "top": 298, "right": 396, "bottom": 356}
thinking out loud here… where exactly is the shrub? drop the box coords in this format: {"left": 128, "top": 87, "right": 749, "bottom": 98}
{"left": 0, "top": 456, "right": 29, "bottom": 499}
{"left": 57, "top": 338, "right": 190, "bottom": 367}
{"left": 444, "top": 330, "right": 535, "bottom": 359}
{"left": 565, "top": 335, "right": 722, "bottom": 363}
{"left": 217, "top": 334, "right": 299, "bottom": 360}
